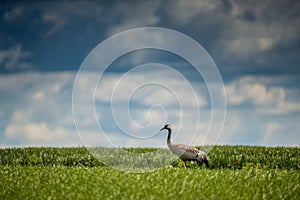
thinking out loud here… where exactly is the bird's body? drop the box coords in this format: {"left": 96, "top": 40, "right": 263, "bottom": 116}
{"left": 160, "top": 124, "right": 209, "bottom": 168}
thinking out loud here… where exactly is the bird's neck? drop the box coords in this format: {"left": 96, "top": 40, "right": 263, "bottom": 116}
{"left": 167, "top": 128, "right": 172, "bottom": 144}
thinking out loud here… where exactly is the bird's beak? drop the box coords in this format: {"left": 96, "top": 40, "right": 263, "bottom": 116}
{"left": 160, "top": 127, "right": 165, "bottom": 131}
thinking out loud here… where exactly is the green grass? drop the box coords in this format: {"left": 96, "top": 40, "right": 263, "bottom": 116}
{"left": 0, "top": 146, "right": 299, "bottom": 199}
{"left": 0, "top": 146, "right": 298, "bottom": 169}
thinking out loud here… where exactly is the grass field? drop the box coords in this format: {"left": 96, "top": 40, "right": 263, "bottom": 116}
{"left": 0, "top": 146, "right": 299, "bottom": 199}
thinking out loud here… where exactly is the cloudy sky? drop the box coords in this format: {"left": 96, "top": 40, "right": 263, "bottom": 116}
{"left": 0, "top": 0, "right": 299, "bottom": 148}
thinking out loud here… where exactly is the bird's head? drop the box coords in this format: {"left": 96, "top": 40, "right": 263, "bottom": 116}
{"left": 160, "top": 124, "right": 171, "bottom": 131}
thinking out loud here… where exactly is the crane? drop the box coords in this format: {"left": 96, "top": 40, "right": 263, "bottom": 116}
{"left": 160, "top": 124, "right": 209, "bottom": 168}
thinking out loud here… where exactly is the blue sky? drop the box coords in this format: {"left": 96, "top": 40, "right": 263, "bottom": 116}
{"left": 0, "top": 0, "right": 299, "bottom": 147}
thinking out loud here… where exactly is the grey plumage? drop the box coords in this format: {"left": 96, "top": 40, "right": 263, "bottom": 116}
{"left": 160, "top": 124, "right": 209, "bottom": 168}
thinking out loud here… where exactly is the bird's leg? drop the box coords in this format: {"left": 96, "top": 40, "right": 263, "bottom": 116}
{"left": 197, "top": 161, "right": 200, "bottom": 167}
{"left": 183, "top": 161, "right": 187, "bottom": 169}
{"left": 204, "top": 160, "right": 209, "bottom": 168}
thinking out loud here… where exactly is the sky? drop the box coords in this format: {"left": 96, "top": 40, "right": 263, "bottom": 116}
{"left": 0, "top": 0, "right": 300, "bottom": 148}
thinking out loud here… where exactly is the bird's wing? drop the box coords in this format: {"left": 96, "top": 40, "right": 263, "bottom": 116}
{"left": 196, "top": 150, "right": 208, "bottom": 160}
{"left": 186, "top": 146, "right": 201, "bottom": 154}
{"left": 168, "top": 144, "right": 188, "bottom": 156}
{"left": 169, "top": 144, "right": 201, "bottom": 160}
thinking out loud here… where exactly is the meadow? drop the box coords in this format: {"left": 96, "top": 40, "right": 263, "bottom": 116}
{"left": 0, "top": 146, "right": 299, "bottom": 199}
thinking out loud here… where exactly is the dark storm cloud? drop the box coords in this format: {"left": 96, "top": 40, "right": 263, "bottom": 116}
{"left": 0, "top": 0, "right": 299, "bottom": 76}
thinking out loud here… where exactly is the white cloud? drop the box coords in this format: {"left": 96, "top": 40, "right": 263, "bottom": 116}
{"left": 9, "top": 1, "right": 158, "bottom": 38}
{"left": 0, "top": 44, "right": 31, "bottom": 71}
{"left": 3, "top": 2, "right": 103, "bottom": 38}
{"left": 5, "top": 123, "right": 79, "bottom": 146}
{"left": 226, "top": 76, "right": 300, "bottom": 114}
{"left": 216, "top": 0, "right": 300, "bottom": 62}
{"left": 91, "top": 67, "right": 209, "bottom": 146}
{"left": 10, "top": 110, "right": 32, "bottom": 123}
{"left": 95, "top": 67, "right": 207, "bottom": 108}
{"left": 4, "top": 5, "right": 24, "bottom": 21}
{"left": 0, "top": 72, "right": 78, "bottom": 147}
{"left": 106, "top": 1, "right": 161, "bottom": 36}
{"left": 263, "top": 123, "right": 281, "bottom": 143}
{"left": 161, "top": 0, "right": 300, "bottom": 62}
{"left": 3, "top": 1, "right": 299, "bottom": 62}
{"left": 32, "top": 90, "right": 45, "bottom": 101}
{"left": 219, "top": 20, "right": 277, "bottom": 61}
{"left": 1, "top": 72, "right": 299, "bottom": 147}
{"left": 167, "top": 0, "right": 220, "bottom": 24}
{"left": 262, "top": 121, "right": 300, "bottom": 147}
{"left": 40, "top": 1, "right": 102, "bottom": 37}
{"left": 42, "top": 13, "right": 67, "bottom": 38}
